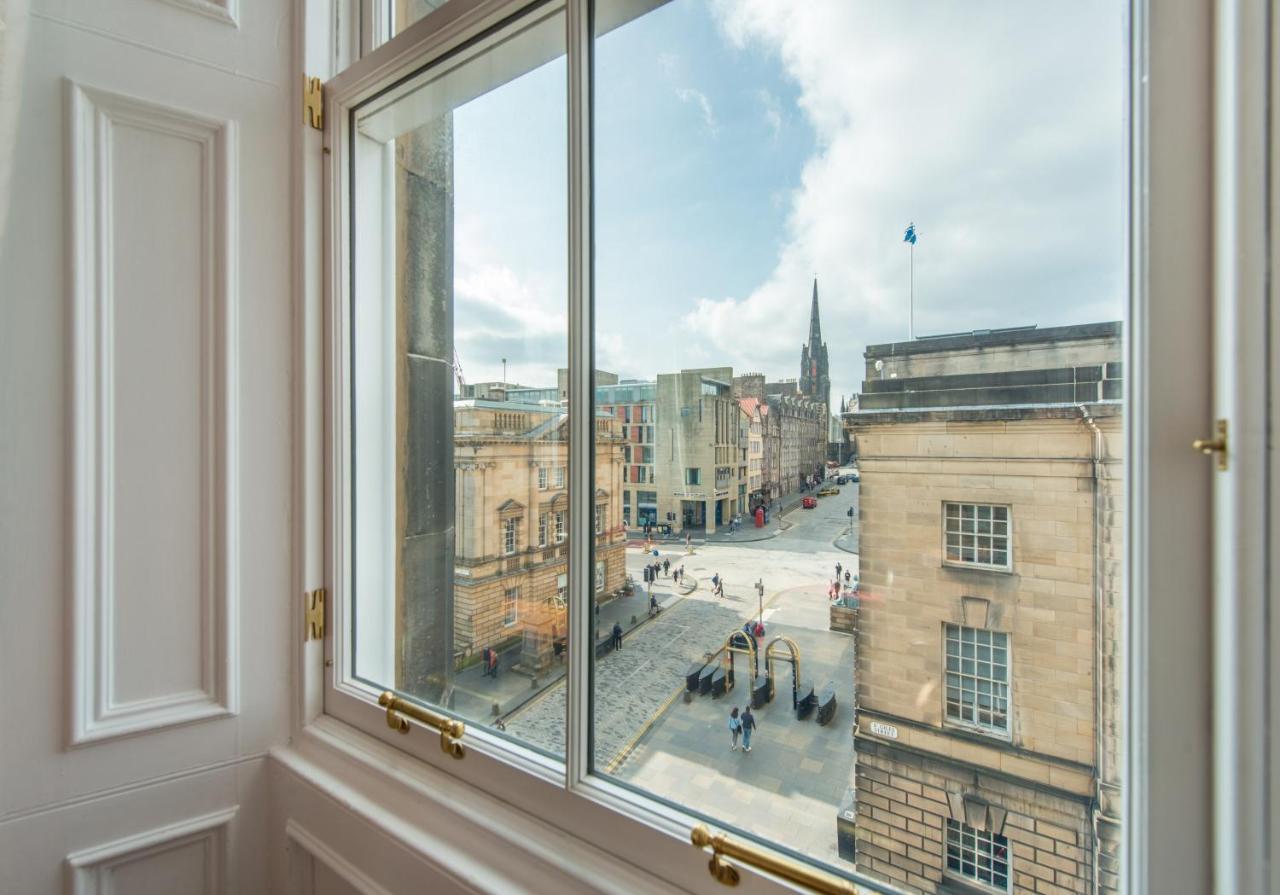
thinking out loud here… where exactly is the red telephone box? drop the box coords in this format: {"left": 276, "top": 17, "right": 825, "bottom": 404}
{"left": 754, "top": 507, "right": 765, "bottom": 528}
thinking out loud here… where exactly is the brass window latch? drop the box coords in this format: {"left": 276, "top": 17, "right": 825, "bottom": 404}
{"left": 690, "top": 825, "right": 858, "bottom": 893}
{"left": 379, "top": 691, "right": 466, "bottom": 759}
{"left": 1192, "top": 419, "right": 1228, "bottom": 472}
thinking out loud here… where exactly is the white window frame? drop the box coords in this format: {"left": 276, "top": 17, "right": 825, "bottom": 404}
{"left": 555, "top": 510, "right": 565, "bottom": 543}
{"left": 298, "top": 3, "right": 1229, "bottom": 894}
{"left": 538, "top": 465, "right": 548, "bottom": 490}
{"left": 538, "top": 511, "right": 547, "bottom": 547}
{"left": 594, "top": 503, "right": 602, "bottom": 535}
{"left": 595, "top": 560, "right": 604, "bottom": 595}
{"left": 503, "top": 517, "right": 518, "bottom": 556}
{"left": 554, "top": 465, "right": 565, "bottom": 489}
{"left": 944, "top": 818, "right": 1011, "bottom": 892}
{"left": 503, "top": 587, "right": 519, "bottom": 628}
{"left": 943, "top": 623, "right": 1011, "bottom": 737}
{"left": 943, "top": 502, "right": 1012, "bottom": 572}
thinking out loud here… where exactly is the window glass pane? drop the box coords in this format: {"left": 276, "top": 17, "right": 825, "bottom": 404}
{"left": 587, "top": 0, "right": 1125, "bottom": 890}
{"left": 349, "top": 9, "right": 568, "bottom": 755}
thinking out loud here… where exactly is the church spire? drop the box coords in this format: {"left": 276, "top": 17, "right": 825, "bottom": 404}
{"left": 808, "top": 278, "right": 823, "bottom": 346}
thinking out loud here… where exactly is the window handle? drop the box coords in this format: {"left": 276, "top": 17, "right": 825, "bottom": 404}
{"left": 378, "top": 691, "right": 466, "bottom": 759}
{"left": 690, "top": 825, "right": 858, "bottom": 892}
{"left": 1191, "top": 419, "right": 1228, "bottom": 471}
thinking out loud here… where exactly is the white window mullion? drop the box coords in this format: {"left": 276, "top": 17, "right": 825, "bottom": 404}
{"left": 564, "top": 0, "right": 594, "bottom": 790}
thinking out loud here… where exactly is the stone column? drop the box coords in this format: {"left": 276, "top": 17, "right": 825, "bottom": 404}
{"left": 395, "top": 114, "right": 455, "bottom": 704}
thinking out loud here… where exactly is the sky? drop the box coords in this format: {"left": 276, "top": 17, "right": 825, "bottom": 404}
{"left": 449, "top": 0, "right": 1126, "bottom": 408}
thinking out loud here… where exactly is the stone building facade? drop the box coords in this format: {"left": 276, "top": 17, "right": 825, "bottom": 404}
{"left": 452, "top": 400, "right": 627, "bottom": 660}
{"left": 845, "top": 322, "right": 1123, "bottom": 895}
{"left": 766, "top": 392, "right": 827, "bottom": 495}
{"left": 739, "top": 398, "right": 765, "bottom": 510}
{"left": 654, "top": 367, "right": 741, "bottom": 533}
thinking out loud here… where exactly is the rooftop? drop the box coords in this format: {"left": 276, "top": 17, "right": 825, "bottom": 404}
{"left": 865, "top": 321, "right": 1122, "bottom": 359}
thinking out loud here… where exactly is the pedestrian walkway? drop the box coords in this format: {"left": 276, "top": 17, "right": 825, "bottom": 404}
{"left": 451, "top": 579, "right": 684, "bottom": 722}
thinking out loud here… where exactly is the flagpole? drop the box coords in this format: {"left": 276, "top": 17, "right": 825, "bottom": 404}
{"left": 909, "top": 240, "right": 914, "bottom": 340}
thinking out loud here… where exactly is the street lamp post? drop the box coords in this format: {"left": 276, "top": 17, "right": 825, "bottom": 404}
{"left": 755, "top": 578, "right": 764, "bottom": 627}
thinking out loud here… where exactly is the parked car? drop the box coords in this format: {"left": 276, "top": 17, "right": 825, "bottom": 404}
{"left": 835, "top": 475, "right": 848, "bottom": 485}
{"left": 847, "top": 470, "right": 860, "bottom": 483}
{"left": 817, "top": 483, "right": 840, "bottom": 497}
{"left": 802, "top": 496, "right": 818, "bottom": 509}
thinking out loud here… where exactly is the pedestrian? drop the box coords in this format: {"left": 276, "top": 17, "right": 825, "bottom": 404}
{"left": 741, "top": 706, "right": 757, "bottom": 752}
{"left": 612, "top": 621, "right": 624, "bottom": 651}
{"left": 712, "top": 572, "right": 720, "bottom": 590}
{"left": 844, "top": 570, "right": 851, "bottom": 586}
{"left": 481, "top": 647, "right": 491, "bottom": 677}
{"left": 729, "top": 707, "right": 742, "bottom": 751}
{"left": 649, "top": 593, "right": 659, "bottom": 617}
{"left": 835, "top": 561, "right": 842, "bottom": 579}
{"left": 663, "top": 558, "right": 670, "bottom": 577}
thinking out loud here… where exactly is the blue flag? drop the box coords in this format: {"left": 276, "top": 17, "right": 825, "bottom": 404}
{"left": 903, "top": 223, "right": 918, "bottom": 245}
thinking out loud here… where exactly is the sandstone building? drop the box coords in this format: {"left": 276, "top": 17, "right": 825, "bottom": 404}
{"left": 845, "top": 322, "right": 1123, "bottom": 895}
{"left": 453, "top": 399, "right": 627, "bottom": 660}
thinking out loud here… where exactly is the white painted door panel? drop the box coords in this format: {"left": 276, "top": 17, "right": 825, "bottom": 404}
{"left": 0, "top": 0, "right": 292, "bottom": 891}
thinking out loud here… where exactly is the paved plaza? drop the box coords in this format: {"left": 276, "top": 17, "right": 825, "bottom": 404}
{"left": 504, "top": 486, "right": 861, "bottom": 865}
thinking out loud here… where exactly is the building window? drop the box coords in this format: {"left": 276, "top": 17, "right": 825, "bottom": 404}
{"left": 945, "top": 624, "right": 1010, "bottom": 733}
{"left": 945, "top": 819, "right": 1010, "bottom": 891}
{"left": 503, "top": 588, "right": 519, "bottom": 627}
{"left": 538, "top": 513, "right": 547, "bottom": 547}
{"left": 595, "top": 560, "right": 605, "bottom": 594}
{"left": 944, "top": 502, "right": 1010, "bottom": 569}
{"left": 556, "top": 574, "right": 567, "bottom": 606}
{"left": 594, "top": 504, "right": 603, "bottom": 535}
{"left": 685, "top": 468, "right": 701, "bottom": 486}
{"left": 503, "top": 518, "right": 518, "bottom": 556}
{"left": 555, "top": 511, "right": 566, "bottom": 543}
{"left": 554, "top": 466, "right": 566, "bottom": 489}
{"left": 538, "top": 466, "right": 548, "bottom": 490}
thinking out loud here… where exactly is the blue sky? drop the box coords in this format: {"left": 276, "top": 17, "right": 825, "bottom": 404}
{"left": 451, "top": 0, "right": 1126, "bottom": 407}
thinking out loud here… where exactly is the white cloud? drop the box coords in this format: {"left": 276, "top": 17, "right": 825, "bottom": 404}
{"left": 758, "top": 88, "right": 783, "bottom": 140}
{"left": 454, "top": 214, "right": 567, "bottom": 387}
{"left": 675, "top": 86, "right": 719, "bottom": 136}
{"left": 692, "top": 0, "right": 1125, "bottom": 406}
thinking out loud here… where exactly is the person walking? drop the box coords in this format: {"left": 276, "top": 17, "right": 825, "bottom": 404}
{"left": 663, "top": 558, "right": 670, "bottom": 577}
{"left": 741, "top": 706, "right": 757, "bottom": 752}
{"left": 835, "top": 561, "right": 842, "bottom": 580}
{"left": 728, "top": 707, "right": 743, "bottom": 751}
{"left": 611, "top": 621, "right": 624, "bottom": 651}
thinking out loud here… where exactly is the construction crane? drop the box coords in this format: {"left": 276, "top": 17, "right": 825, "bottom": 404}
{"left": 452, "top": 349, "right": 466, "bottom": 395}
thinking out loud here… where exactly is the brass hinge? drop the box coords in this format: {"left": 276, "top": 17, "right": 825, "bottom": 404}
{"left": 304, "top": 588, "right": 325, "bottom": 640}
{"left": 303, "top": 75, "right": 324, "bottom": 130}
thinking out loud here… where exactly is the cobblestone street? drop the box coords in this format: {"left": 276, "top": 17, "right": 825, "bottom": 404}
{"left": 506, "top": 488, "right": 860, "bottom": 868}
{"left": 504, "top": 589, "right": 749, "bottom": 762}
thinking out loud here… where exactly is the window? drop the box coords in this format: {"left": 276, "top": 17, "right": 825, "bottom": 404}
{"left": 318, "top": 0, "right": 1200, "bottom": 891}
{"left": 945, "top": 624, "right": 1010, "bottom": 733}
{"left": 946, "top": 819, "right": 1010, "bottom": 891}
{"left": 944, "top": 503, "right": 1011, "bottom": 570}
{"left": 503, "top": 588, "right": 520, "bottom": 628}
{"left": 341, "top": 4, "right": 569, "bottom": 759}
{"left": 503, "top": 518, "right": 518, "bottom": 556}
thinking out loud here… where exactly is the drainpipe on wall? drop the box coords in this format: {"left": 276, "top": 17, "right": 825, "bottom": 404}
{"left": 1078, "top": 405, "right": 1119, "bottom": 895}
